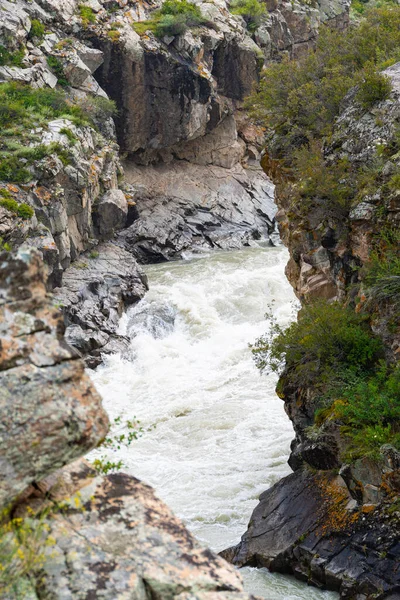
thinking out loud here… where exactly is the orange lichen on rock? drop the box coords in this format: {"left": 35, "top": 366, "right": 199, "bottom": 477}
{"left": 316, "top": 474, "right": 360, "bottom": 535}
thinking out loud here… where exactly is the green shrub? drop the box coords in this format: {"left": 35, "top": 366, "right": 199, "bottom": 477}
{"left": 0, "top": 83, "right": 88, "bottom": 129}
{"left": 60, "top": 127, "right": 77, "bottom": 144}
{"left": 79, "top": 5, "right": 96, "bottom": 26}
{"left": 107, "top": 29, "right": 121, "bottom": 42}
{"left": 46, "top": 56, "right": 69, "bottom": 87}
{"left": 356, "top": 63, "right": 392, "bottom": 108}
{"left": 0, "top": 511, "right": 51, "bottom": 597}
{"left": 230, "top": 0, "right": 266, "bottom": 32}
{"left": 0, "top": 198, "right": 19, "bottom": 213}
{"left": 0, "top": 198, "right": 34, "bottom": 219}
{"left": 335, "top": 365, "right": 400, "bottom": 459}
{"left": 29, "top": 19, "right": 45, "bottom": 41}
{"left": 17, "top": 203, "right": 34, "bottom": 219}
{"left": 134, "top": 0, "right": 208, "bottom": 38}
{"left": 251, "top": 301, "right": 383, "bottom": 387}
{"left": 248, "top": 7, "right": 400, "bottom": 157}
{"left": 0, "top": 46, "right": 25, "bottom": 67}
{"left": 363, "top": 248, "right": 400, "bottom": 304}
{"left": 0, "top": 159, "right": 31, "bottom": 184}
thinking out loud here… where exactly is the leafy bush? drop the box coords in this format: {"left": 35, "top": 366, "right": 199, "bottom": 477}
{"left": 17, "top": 203, "right": 34, "bottom": 219}
{"left": 230, "top": 0, "right": 266, "bottom": 32}
{"left": 363, "top": 247, "right": 400, "bottom": 304}
{"left": 134, "top": 0, "right": 208, "bottom": 38}
{"left": 0, "top": 511, "right": 52, "bottom": 597}
{"left": 356, "top": 63, "right": 392, "bottom": 108}
{"left": 29, "top": 19, "right": 45, "bottom": 41}
{"left": 334, "top": 365, "right": 400, "bottom": 459}
{"left": 251, "top": 301, "right": 383, "bottom": 387}
{"left": 0, "top": 46, "right": 25, "bottom": 67}
{"left": 79, "top": 5, "right": 96, "bottom": 26}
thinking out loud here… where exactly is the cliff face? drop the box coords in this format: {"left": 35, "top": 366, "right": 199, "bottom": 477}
{"left": 223, "top": 62, "right": 400, "bottom": 599}
{"left": 0, "top": 247, "right": 261, "bottom": 600}
{"left": 0, "top": 0, "right": 349, "bottom": 362}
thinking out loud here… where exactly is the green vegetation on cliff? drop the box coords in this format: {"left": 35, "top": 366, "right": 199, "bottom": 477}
{"left": 248, "top": 6, "right": 400, "bottom": 216}
{"left": 252, "top": 302, "right": 400, "bottom": 459}
{"left": 0, "top": 83, "right": 116, "bottom": 183}
{"left": 133, "top": 0, "right": 209, "bottom": 37}
{"left": 230, "top": 0, "right": 266, "bottom": 32}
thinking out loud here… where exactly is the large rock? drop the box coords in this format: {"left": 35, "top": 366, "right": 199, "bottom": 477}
{"left": 95, "top": 189, "right": 128, "bottom": 236}
{"left": 224, "top": 469, "right": 400, "bottom": 598}
{"left": 118, "top": 159, "right": 276, "bottom": 262}
{"left": 23, "top": 462, "right": 261, "bottom": 600}
{"left": 0, "top": 247, "right": 109, "bottom": 509}
{"left": 54, "top": 242, "right": 148, "bottom": 366}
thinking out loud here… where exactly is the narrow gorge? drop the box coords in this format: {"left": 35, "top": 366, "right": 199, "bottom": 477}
{"left": 0, "top": 0, "right": 399, "bottom": 598}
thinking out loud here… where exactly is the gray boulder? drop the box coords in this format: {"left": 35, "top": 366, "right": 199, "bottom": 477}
{"left": 54, "top": 242, "right": 148, "bottom": 366}
{"left": 95, "top": 189, "right": 128, "bottom": 236}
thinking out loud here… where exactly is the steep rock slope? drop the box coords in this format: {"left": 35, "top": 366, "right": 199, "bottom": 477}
{"left": 223, "top": 62, "right": 400, "bottom": 599}
{"left": 0, "top": 0, "right": 349, "bottom": 360}
{"left": 0, "top": 247, "right": 261, "bottom": 600}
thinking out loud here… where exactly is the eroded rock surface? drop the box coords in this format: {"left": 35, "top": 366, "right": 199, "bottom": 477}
{"left": 28, "top": 462, "right": 261, "bottom": 600}
{"left": 54, "top": 242, "right": 148, "bottom": 367}
{"left": 0, "top": 247, "right": 109, "bottom": 510}
{"left": 223, "top": 469, "right": 400, "bottom": 599}
{"left": 119, "top": 159, "right": 276, "bottom": 262}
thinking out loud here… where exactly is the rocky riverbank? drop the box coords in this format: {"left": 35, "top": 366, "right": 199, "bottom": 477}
{"left": 0, "top": 246, "right": 264, "bottom": 599}
{"left": 222, "top": 42, "right": 400, "bottom": 600}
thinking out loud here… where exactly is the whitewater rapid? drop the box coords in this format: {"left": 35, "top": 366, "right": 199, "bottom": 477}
{"left": 90, "top": 245, "right": 338, "bottom": 600}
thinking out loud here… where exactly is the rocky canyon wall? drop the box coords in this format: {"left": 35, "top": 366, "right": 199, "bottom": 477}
{"left": 0, "top": 0, "right": 354, "bottom": 597}
{"left": 223, "top": 60, "right": 400, "bottom": 600}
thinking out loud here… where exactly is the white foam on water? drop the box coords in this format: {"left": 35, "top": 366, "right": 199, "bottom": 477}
{"left": 90, "top": 246, "right": 338, "bottom": 600}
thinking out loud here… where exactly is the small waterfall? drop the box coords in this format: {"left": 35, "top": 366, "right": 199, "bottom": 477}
{"left": 90, "top": 245, "right": 338, "bottom": 600}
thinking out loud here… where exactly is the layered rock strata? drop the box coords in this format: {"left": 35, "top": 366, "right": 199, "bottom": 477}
{"left": 0, "top": 247, "right": 260, "bottom": 600}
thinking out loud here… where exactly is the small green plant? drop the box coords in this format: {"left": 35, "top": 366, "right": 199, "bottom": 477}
{"left": 0, "top": 236, "right": 11, "bottom": 252}
{"left": 89, "top": 250, "right": 99, "bottom": 259}
{"left": 107, "top": 29, "right": 121, "bottom": 42}
{"left": 79, "top": 5, "right": 96, "bottom": 26}
{"left": 17, "top": 203, "right": 34, "bottom": 219}
{"left": 46, "top": 56, "right": 69, "bottom": 87}
{"left": 60, "top": 127, "right": 77, "bottom": 144}
{"left": 356, "top": 64, "right": 392, "bottom": 109}
{"left": 28, "top": 19, "right": 46, "bottom": 42}
{"left": 230, "top": 0, "right": 266, "bottom": 31}
{"left": 91, "top": 416, "right": 153, "bottom": 474}
{"left": 0, "top": 510, "right": 53, "bottom": 597}
{"left": 54, "top": 38, "right": 74, "bottom": 51}
{"left": 134, "top": 0, "right": 208, "bottom": 38}
{"left": 91, "top": 458, "right": 124, "bottom": 475}
{"left": 0, "top": 45, "right": 25, "bottom": 68}
{"left": 0, "top": 198, "right": 34, "bottom": 219}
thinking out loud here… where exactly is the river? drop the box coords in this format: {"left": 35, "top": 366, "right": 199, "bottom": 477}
{"left": 90, "top": 245, "right": 338, "bottom": 600}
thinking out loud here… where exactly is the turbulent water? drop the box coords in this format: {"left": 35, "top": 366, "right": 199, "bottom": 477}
{"left": 90, "top": 245, "right": 338, "bottom": 600}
